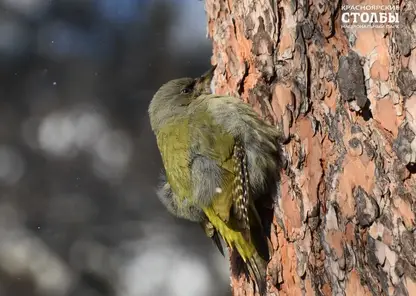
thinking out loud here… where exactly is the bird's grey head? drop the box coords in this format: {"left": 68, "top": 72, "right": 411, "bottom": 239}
{"left": 148, "top": 77, "right": 196, "bottom": 131}
{"left": 148, "top": 66, "right": 216, "bottom": 131}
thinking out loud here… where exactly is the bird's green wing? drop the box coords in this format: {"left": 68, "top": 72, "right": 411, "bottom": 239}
{"left": 188, "top": 105, "right": 255, "bottom": 239}
{"left": 188, "top": 107, "right": 241, "bottom": 224}
{"left": 190, "top": 98, "right": 270, "bottom": 294}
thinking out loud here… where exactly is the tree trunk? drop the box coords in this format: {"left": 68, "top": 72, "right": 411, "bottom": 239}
{"left": 205, "top": 0, "right": 416, "bottom": 295}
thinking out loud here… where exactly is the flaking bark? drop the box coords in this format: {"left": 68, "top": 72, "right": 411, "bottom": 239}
{"left": 205, "top": 0, "right": 416, "bottom": 295}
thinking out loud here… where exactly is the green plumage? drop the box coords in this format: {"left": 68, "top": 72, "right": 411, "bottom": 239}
{"left": 149, "top": 68, "right": 282, "bottom": 295}
{"left": 156, "top": 119, "right": 192, "bottom": 199}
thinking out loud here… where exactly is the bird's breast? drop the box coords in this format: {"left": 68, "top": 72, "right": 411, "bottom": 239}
{"left": 157, "top": 121, "right": 192, "bottom": 199}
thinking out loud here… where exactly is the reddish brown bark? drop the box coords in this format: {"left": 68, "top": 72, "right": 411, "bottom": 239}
{"left": 205, "top": 0, "right": 416, "bottom": 295}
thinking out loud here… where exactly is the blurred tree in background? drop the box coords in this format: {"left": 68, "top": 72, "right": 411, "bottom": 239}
{"left": 0, "top": 1, "right": 229, "bottom": 295}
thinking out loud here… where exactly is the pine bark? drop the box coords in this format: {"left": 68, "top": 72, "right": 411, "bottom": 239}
{"left": 205, "top": 0, "right": 416, "bottom": 295}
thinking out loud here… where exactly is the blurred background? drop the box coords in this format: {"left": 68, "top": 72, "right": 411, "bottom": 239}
{"left": 0, "top": 0, "right": 230, "bottom": 295}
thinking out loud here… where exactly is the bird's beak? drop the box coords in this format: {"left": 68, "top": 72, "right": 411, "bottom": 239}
{"left": 195, "top": 65, "right": 217, "bottom": 95}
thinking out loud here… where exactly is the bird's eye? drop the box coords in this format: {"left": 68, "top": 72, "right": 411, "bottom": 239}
{"left": 180, "top": 88, "right": 192, "bottom": 94}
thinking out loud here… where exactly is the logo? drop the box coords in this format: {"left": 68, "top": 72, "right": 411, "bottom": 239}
{"left": 341, "top": 4, "right": 400, "bottom": 29}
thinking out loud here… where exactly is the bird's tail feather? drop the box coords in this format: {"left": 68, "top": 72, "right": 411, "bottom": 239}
{"left": 246, "top": 251, "right": 268, "bottom": 295}
{"left": 245, "top": 204, "right": 270, "bottom": 295}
